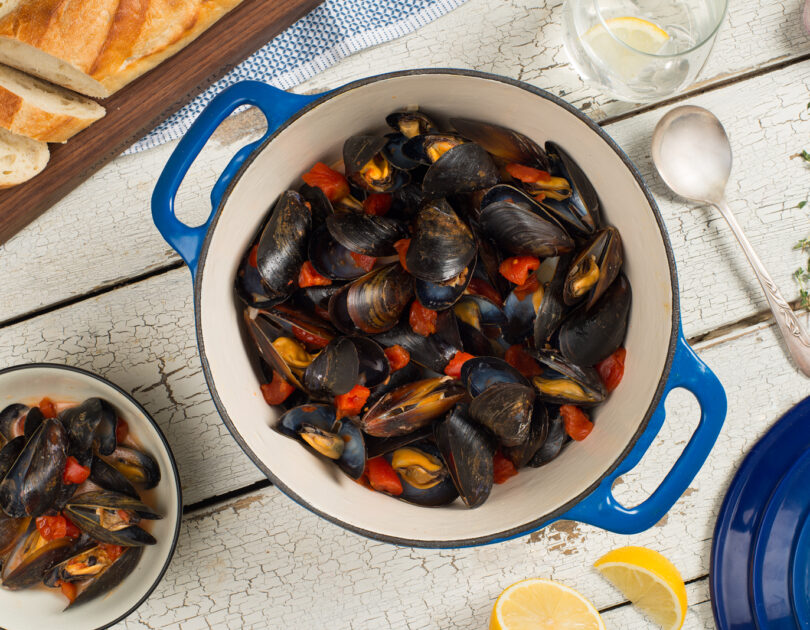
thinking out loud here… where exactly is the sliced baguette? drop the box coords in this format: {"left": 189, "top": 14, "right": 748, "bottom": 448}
{"left": 0, "top": 64, "right": 105, "bottom": 142}
{"left": 0, "top": 126, "right": 48, "bottom": 188}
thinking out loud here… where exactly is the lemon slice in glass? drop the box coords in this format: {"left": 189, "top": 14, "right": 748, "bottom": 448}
{"left": 582, "top": 17, "right": 670, "bottom": 80}
{"left": 489, "top": 578, "right": 605, "bottom": 630}
{"left": 594, "top": 546, "right": 687, "bottom": 630}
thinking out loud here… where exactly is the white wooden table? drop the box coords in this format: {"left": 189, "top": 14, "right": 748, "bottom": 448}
{"left": 1, "top": 0, "right": 809, "bottom": 627}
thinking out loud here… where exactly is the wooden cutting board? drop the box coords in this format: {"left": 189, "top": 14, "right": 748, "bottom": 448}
{"left": 0, "top": 0, "right": 324, "bottom": 245}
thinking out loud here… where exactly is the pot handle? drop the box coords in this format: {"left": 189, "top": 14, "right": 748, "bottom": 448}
{"left": 559, "top": 329, "right": 726, "bottom": 534}
{"left": 151, "top": 81, "right": 322, "bottom": 275}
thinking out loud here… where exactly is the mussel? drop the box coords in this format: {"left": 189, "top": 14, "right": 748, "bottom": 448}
{"left": 468, "top": 383, "right": 535, "bottom": 447}
{"left": 343, "top": 135, "right": 409, "bottom": 193}
{"left": 89, "top": 457, "right": 138, "bottom": 499}
{"left": 406, "top": 199, "right": 477, "bottom": 283}
{"left": 503, "top": 404, "right": 550, "bottom": 468}
{"left": 530, "top": 351, "right": 606, "bottom": 406}
{"left": 325, "top": 212, "right": 408, "bottom": 257}
{"left": 343, "top": 264, "right": 414, "bottom": 334}
{"left": 308, "top": 224, "right": 375, "bottom": 281}
{"left": 1, "top": 521, "right": 74, "bottom": 589}
{"left": 0, "top": 403, "right": 27, "bottom": 442}
{"left": 386, "top": 111, "right": 437, "bottom": 138}
{"left": 450, "top": 117, "right": 550, "bottom": 170}
{"left": 256, "top": 190, "right": 312, "bottom": 297}
{"left": 533, "top": 255, "right": 571, "bottom": 346}
{"left": 418, "top": 139, "right": 500, "bottom": 197}
{"left": 479, "top": 198, "right": 574, "bottom": 258}
{"left": 414, "top": 265, "right": 472, "bottom": 311}
{"left": 302, "top": 337, "right": 359, "bottom": 399}
{"left": 64, "top": 491, "right": 161, "bottom": 546}
{"left": 563, "top": 226, "right": 623, "bottom": 308}
{"left": 461, "top": 356, "right": 528, "bottom": 397}
{"left": 0, "top": 436, "right": 25, "bottom": 481}
{"left": 61, "top": 397, "right": 118, "bottom": 460}
{"left": 389, "top": 440, "right": 458, "bottom": 506}
{"left": 373, "top": 323, "right": 460, "bottom": 374}
{"left": 528, "top": 407, "right": 567, "bottom": 467}
{"left": 101, "top": 446, "right": 161, "bottom": 490}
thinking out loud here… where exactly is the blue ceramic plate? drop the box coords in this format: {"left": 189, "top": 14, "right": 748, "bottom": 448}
{"left": 791, "top": 513, "right": 810, "bottom": 627}
{"left": 751, "top": 450, "right": 810, "bottom": 629}
{"left": 711, "top": 396, "right": 810, "bottom": 630}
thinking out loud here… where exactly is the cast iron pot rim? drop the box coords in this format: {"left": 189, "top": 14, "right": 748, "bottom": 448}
{"left": 193, "top": 68, "right": 680, "bottom": 548}
{"left": 0, "top": 362, "right": 183, "bottom": 629}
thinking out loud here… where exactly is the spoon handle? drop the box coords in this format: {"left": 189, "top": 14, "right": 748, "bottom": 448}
{"left": 712, "top": 198, "right": 810, "bottom": 377}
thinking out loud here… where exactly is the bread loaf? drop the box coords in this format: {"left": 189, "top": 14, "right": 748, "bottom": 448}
{"left": 0, "top": 126, "right": 48, "bottom": 188}
{"left": 0, "top": 0, "right": 244, "bottom": 98}
{"left": 0, "top": 64, "right": 105, "bottom": 142}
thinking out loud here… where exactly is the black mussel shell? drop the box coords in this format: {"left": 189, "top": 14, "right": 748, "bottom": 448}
{"left": 528, "top": 407, "right": 567, "bottom": 467}
{"left": 422, "top": 142, "right": 500, "bottom": 197}
{"left": 300, "top": 284, "right": 344, "bottom": 314}
{"left": 276, "top": 404, "right": 366, "bottom": 479}
{"left": 402, "top": 133, "right": 466, "bottom": 165}
{"left": 502, "top": 273, "right": 544, "bottom": 344}
{"left": 390, "top": 182, "right": 426, "bottom": 221}
{"left": 388, "top": 440, "right": 458, "bottom": 507}
{"left": 450, "top": 118, "right": 550, "bottom": 170}
{"left": 58, "top": 545, "right": 143, "bottom": 609}
{"left": 563, "top": 227, "right": 623, "bottom": 308}
{"left": 479, "top": 199, "right": 574, "bottom": 258}
{"left": 373, "top": 323, "right": 460, "bottom": 374}
{"left": 383, "top": 133, "right": 423, "bottom": 171}
{"left": 344, "top": 135, "right": 388, "bottom": 174}
{"left": 348, "top": 336, "right": 390, "bottom": 389}
{"left": 0, "top": 436, "right": 24, "bottom": 481}
{"left": 299, "top": 182, "right": 333, "bottom": 228}
{"left": 256, "top": 191, "right": 311, "bottom": 297}
{"left": 434, "top": 404, "right": 494, "bottom": 509}
{"left": 503, "top": 403, "right": 550, "bottom": 468}
{"left": 243, "top": 308, "right": 306, "bottom": 389}
{"left": 102, "top": 446, "right": 161, "bottom": 490}
{"left": 65, "top": 491, "right": 160, "bottom": 546}
{"left": 308, "top": 224, "right": 372, "bottom": 281}
{"left": 360, "top": 377, "right": 467, "bottom": 438}
{"left": 530, "top": 351, "right": 606, "bottom": 406}
{"left": 0, "top": 419, "right": 67, "bottom": 518}
{"left": 343, "top": 135, "right": 409, "bottom": 193}
{"left": 0, "top": 403, "right": 27, "bottom": 442}
{"left": 61, "top": 397, "right": 117, "bottom": 460}
{"left": 461, "top": 356, "right": 529, "bottom": 398}
{"left": 0, "top": 513, "right": 27, "bottom": 555}
{"left": 538, "top": 141, "right": 601, "bottom": 236}
{"left": 457, "top": 319, "right": 501, "bottom": 357}
{"left": 327, "top": 283, "right": 361, "bottom": 335}
{"left": 469, "top": 383, "right": 535, "bottom": 447}
{"left": 534, "top": 255, "right": 572, "bottom": 346}
{"left": 22, "top": 407, "right": 43, "bottom": 441}
{"left": 1, "top": 521, "right": 74, "bottom": 590}
{"left": 326, "top": 212, "right": 409, "bottom": 257}
{"left": 414, "top": 265, "right": 473, "bottom": 311}
{"left": 407, "top": 199, "right": 477, "bottom": 283}
{"left": 470, "top": 222, "right": 510, "bottom": 300}
{"left": 303, "top": 337, "right": 359, "bottom": 398}
{"left": 89, "top": 456, "right": 138, "bottom": 499}
{"left": 386, "top": 111, "right": 437, "bottom": 138}
{"left": 559, "top": 275, "right": 631, "bottom": 366}
{"left": 346, "top": 264, "right": 414, "bottom": 334}
{"left": 455, "top": 295, "right": 507, "bottom": 327}
{"left": 235, "top": 245, "right": 281, "bottom": 309}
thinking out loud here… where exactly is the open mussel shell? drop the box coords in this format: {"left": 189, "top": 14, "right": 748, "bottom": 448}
{"left": 528, "top": 407, "right": 567, "bottom": 467}
{"left": 563, "top": 226, "right": 623, "bottom": 308}
{"left": 0, "top": 418, "right": 67, "bottom": 518}
{"left": 303, "top": 337, "right": 359, "bottom": 398}
{"left": 450, "top": 117, "right": 550, "bottom": 169}
{"left": 536, "top": 141, "right": 601, "bottom": 237}
{"left": 402, "top": 133, "right": 466, "bottom": 166}
{"left": 276, "top": 404, "right": 366, "bottom": 479}
{"left": 387, "top": 440, "right": 458, "bottom": 507}
{"left": 235, "top": 244, "right": 281, "bottom": 309}
{"left": 559, "top": 274, "right": 631, "bottom": 366}
{"left": 461, "top": 356, "right": 529, "bottom": 398}
{"left": 360, "top": 377, "right": 467, "bottom": 438}
{"left": 49, "top": 545, "right": 143, "bottom": 609}
{"left": 383, "top": 132, "right": 423, "bottom": 171}
{"left": 479, "top": 198, "right": 574, "bottom": 258}
{"left": 0, "top": 436, "right": 24, "bottom": 481}
{"left": 65, "top": 491, "right": 161, "bottom": 546}
{"left": 308, "top": 224, "right": 373, "bottom": 281}
{"left": 386, "top": 111, "right": 437, "bottom": 138}
{"left": 503, "top": 403, "right": 550, "bottom": 468}
{"left": 89, "top": 456, "right": 138, "bottom": 499}
{"left": 0, "top": 403, "right": 27, "bottom": 442}
{"left": 343, "top": 135, "right": 409, "bottom": 193}
{"left": 243, "top": 308, "right": 306, "bottom": 389}
{"left": 434, "top": 404, "right": 494, "bottom": 509}
{"left": 414, "top": 264, "right": 473, "bottom": 311}
{"left": 1, "top": 521, "right": 74, "bottom": 590}
{"left": 256, "top": 190, "right": 312, "bottom": 297}
{"left": 406, "top": 199, "right": 477, "bottom": 283}
{"left": 326, "top": 212, "right": 408, "bottom": 257}
{"left": 530, "top": 351, "right": 606, "bottom": 406}
{"left": 373, "top": 322, "right": 460, "bottom": 374}
{"left": 534, "top": 255, "right": 571, "bottom": 347}
{"left": 102, "top": 446, "right": 161, "bottom": 490}
{"left": 469, "top": 383, "right": 535, "bottom": 447}
{"left": 346, "top": 264, "right": 414, "bottom": 334}
{"left": 421, "top": 142, "right": 500, "bottom": 197}
{"left": 503, "top": 274, "right": 545, "bottom": 344}
{"left": 61, "top": 397, "right": 117, "bottom": 460}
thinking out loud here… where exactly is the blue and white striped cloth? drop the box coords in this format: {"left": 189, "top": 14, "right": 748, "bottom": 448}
{"left": 127, "top": 0, "right": 469, "bottom": 153}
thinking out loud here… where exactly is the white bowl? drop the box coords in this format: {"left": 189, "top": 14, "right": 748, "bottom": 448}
{"left": 0, "top": 363, "right": 181, "bottom": 630}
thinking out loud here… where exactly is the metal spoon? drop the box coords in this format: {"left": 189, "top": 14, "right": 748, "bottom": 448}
{"left": 652, "top": 105, "right": 810, "bottom": 376}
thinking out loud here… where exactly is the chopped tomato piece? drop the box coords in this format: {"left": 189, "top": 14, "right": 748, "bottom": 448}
{"left": 58, "top": 580, "right": 77, "bottom": 603}
{"left": 99, "top": 544, "right": 124, "bottom": 562}
{"left": 504, "top": 345, "right": 543, "bottom": 378}
{"left": 349, "top": 251, "right": 376, "bottom": 272}
{"left": 513, "top": 275, "right": 541, "bottom": 301}
{"left": 335, "top": 384, "right": 371, "bottom": 420}
{"left": 505, "top": 163, "right": 552, "bottom": 184}
{"left": 362, "top": 193, "right": 393, "bottom": 216}
{"left": 444, "top": 351, "right": 475, "bottom": 379}
{"left": 117, "top": 510, "right": 131, "bottom": 524}
{"left": 384, "top": 345, "right": 411, "bottom": 371}
{"left": 260, "top": 371, "right": 296, "bottom": 406}
{"left": 38, "top": 397, "right": 57, "bottom": 419}
{"left": 248, "top": 244, "right": 258, "bottom": 268}
{"left": 596, "top": 347, "right": 627, "bottom": 392}
{"left": 466, "top": 278, "right": 503, "bottom": 307}
{"left": 533, "top": 192, "right": 546, "bottom": 203}
{"left": 63, "top": 516, "right": 80, "bottom": 539}
{"left": 298, "top": 261, "right": 332, "bottom": 288}
{"left": 493, "top": 451, "right": 519, "bottom": 484}
{"left": 290, "top": 325, "right": 330, "bottom": 350}
{"left": 301, "top": 162, "right": 350, "bottom": 202}
{"left": 393, "top": 238, "right": 411, "bottom": 271}
{"left": 560, "top": 405, "right": 593, "bottom": 441}
{"left": 409, "top": 301, "right": 437, "bottom": 337}
{"left": 115, "top": 417, "right": 129, "bottom": 444}
{"left": 366, "top": 457, "right": 403, "bottom": 496}
{"left": 36, "top": 515, "right": 68, "bottom": 541}
{"left": 499, "top": 256, "right": 540, "bottom": 286}
{"left": 63, "top": 456, "right": 91, "bottom": 485}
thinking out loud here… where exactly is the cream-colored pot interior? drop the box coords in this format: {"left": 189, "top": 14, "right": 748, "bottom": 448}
{"left": 198, "top": 72, "right": 675, "bottom": 545}
{"left": 0, "top": 365, "right": 180, "bottom": 630}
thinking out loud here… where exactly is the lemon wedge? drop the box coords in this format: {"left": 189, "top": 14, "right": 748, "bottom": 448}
{"left": 594, "top": 546, "right": 687, "bottom": 630}
{"left": 582, "top": 17, "right": 670, "bottom": 80}
{"left": 489, "top": 578, "right": 605, "bottom": 630}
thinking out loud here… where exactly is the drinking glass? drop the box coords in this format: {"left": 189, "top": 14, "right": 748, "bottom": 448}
{"left": 562, "top": 0, "right": 728, "bottom": 102}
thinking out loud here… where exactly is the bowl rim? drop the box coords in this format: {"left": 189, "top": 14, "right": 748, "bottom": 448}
{"left": 0, "top": 362, "right": 183, "bottom": 630}
{"left": 193, "top": 68, "right": 680, "bottom": 547}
